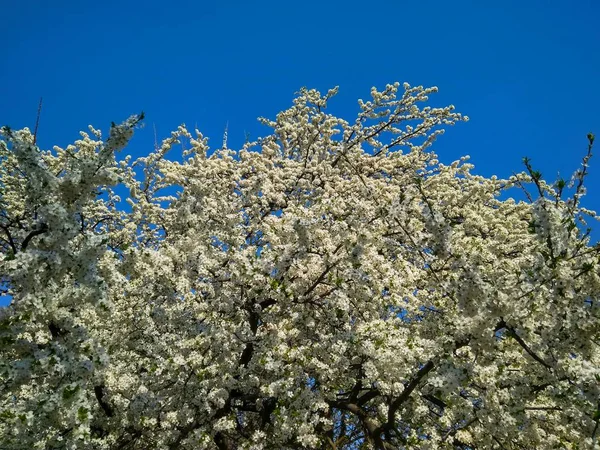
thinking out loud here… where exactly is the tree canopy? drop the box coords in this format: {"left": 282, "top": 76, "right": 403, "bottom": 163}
{"left": 1, "top": 82, "right": 599, "bottom": 449}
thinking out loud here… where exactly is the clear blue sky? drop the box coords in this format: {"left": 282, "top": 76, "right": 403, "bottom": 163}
{"left": 1, "top": 1, "right": 599, "bottom": 306}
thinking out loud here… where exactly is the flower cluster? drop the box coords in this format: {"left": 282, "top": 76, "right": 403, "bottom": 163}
{"left": 0, "top": 85, "right": 598, "bottom": 449}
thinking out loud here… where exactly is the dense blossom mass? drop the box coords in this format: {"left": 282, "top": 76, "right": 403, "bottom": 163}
{"left": 0, "top": 82, "right": 599, "bottom": 449}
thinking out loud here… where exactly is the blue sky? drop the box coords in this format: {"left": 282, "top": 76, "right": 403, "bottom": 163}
{"left": 1, "top": 0, "right": 599, "bottom": 306}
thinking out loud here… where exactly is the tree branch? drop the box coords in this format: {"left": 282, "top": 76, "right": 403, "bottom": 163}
{"left": 382, "top": 360, "right": 435, "bottom": 432}
{"left": 94, "top": 384, "right": 114, "bottom": 417}
{"left": 21, "top": 222, "right": 48, "bottom": 251}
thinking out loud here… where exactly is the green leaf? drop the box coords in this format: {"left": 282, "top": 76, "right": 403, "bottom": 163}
{"left": 62, "top": 384, "right": 80, "bottom": 401}
{"left": 77, "top": 406, "right": 89, "bottom": 422}
{"left": 0, "top": 336, "right": 15, "bottom": 345}
{"left": 581, "top": 262, "right": 594, "bottom": 273}
{"left": 0, "top": 410, "right": 15, "bottom": 420}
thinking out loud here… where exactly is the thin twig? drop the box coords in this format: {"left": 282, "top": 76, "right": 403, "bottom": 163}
{"left": 33, "top": 97, "right": 43, "bottom": 145}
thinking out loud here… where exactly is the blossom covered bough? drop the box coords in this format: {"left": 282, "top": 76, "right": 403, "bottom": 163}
{"left": 0, "top": 82, "right": 599, "bottom": 449}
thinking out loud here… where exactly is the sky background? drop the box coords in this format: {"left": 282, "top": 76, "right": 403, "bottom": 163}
{"left": 1, "top": 0, "right": 599, "bottom": 306}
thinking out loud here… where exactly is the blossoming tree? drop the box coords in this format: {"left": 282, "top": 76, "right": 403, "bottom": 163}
{"left": 1, "top": 82, "right": 598, "bottom": 449}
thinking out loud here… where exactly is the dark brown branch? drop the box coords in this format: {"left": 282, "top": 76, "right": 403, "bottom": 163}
{"left": 381, "top": 360, "right": 435, "bottom": 434}
{"left": 239, "top": 342, "right": 254, "bottom": 368}
{"left": 94, "top": 385, "right": 114, "bottom": 417}
{"left": 261, "top": 397, "right": 277, "bottom": 429}
{"left": 48, "top": 321, "right": 64, "bottom": 339}
{"left": 303, "top": 263, "right": 336, "bottom": 297}
{"left": 523, "top": 406, "right": 562, "bottom": 411}
{"left": 259, "top": 298, "right": 277, "bottom": 310}
{"left": 423, "top": 393, "right": 447, "bottom": 409}
{"left": 506, "top": 326, "right": 553, "bottom": 370}
{"left": 21, "top": 222, "right": 48, "bottom": 251}
{"left": 357, "top": 389, "right": 381, "bottom": 406}
{"left": 326, "top": 400, "right": 393, "bottom": 450}
{"left": 0, "top": 225, "right": 17, "bottom": 255}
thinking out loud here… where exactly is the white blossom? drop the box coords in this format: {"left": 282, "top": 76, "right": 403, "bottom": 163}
{"left": 0, "top": 87, "right": 598, "bottom": 450}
